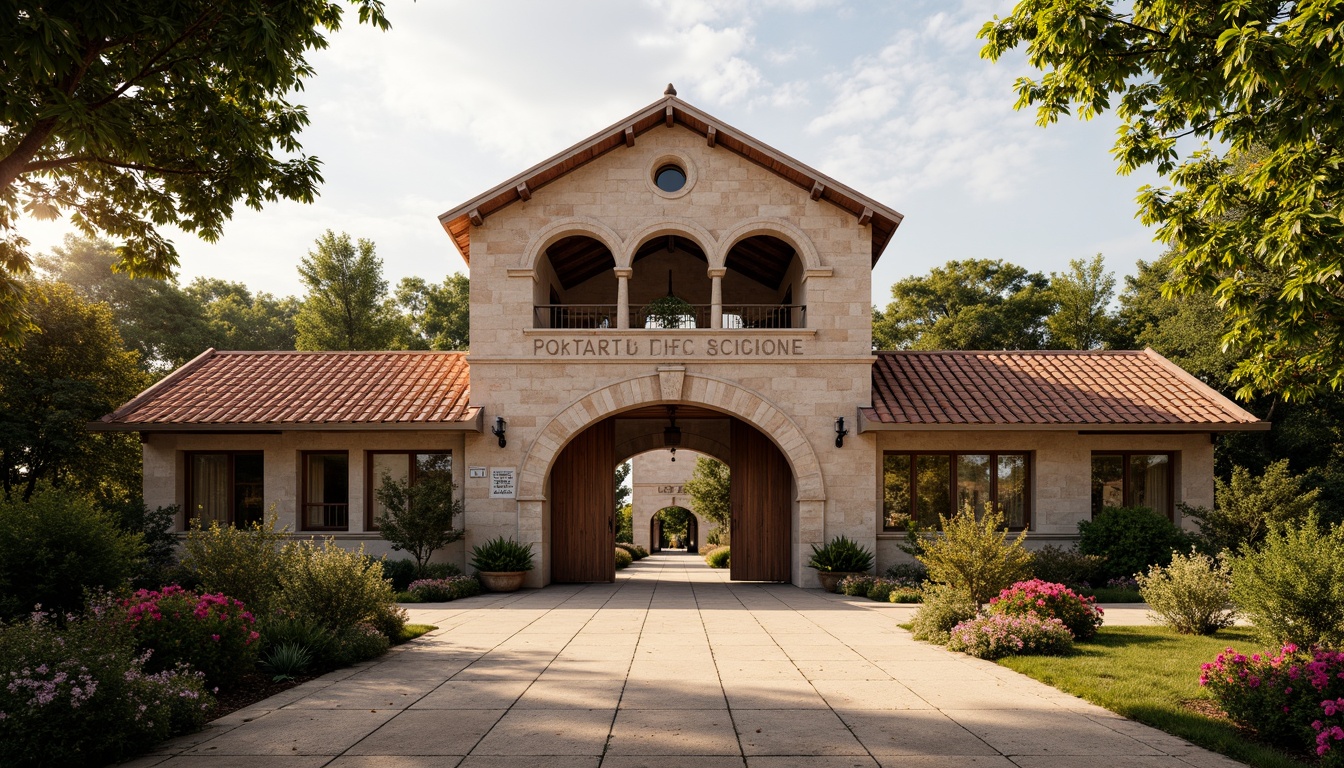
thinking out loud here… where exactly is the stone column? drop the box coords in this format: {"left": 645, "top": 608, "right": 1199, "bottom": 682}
{"left": 708, "top": 267, "right": 726, "bottom": 329}
{"left": 615, "top": 267, "right": 632, "bottom": 330}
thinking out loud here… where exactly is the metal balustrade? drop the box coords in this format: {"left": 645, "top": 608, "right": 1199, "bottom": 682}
{"left": 534, "top": 304, "right": 806, "bottom": 330}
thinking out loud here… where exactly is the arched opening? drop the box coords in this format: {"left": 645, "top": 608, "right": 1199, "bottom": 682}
{"left": 629, "top": 235, "right": 710, "bottom": 328}
{"left": 652, "top": 506, "right": 697, "bottom": 552}
{"left": 535, "top": 235, "right": 617, "bottom": 328}
{"left": 548, "top": 404, "right": 792, "bottom": 583}
{"left": 722, "top": 235, "right": 805, "bottom": 328}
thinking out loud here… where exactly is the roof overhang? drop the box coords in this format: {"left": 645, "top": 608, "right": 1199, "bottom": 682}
{"left": 437, "top": 94, "right": 904, "bottom": 267}
{"left": 89, "top": 407, "right": 486, "bottom": 434}
{"left": 856, "top": 407, "right": 1271, "bottom": 433}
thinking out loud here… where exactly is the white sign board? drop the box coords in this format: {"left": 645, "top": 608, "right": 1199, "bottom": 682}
{"left": 489, "top": 467, "right": 517, "bottom": 499}
{"left": 468, "top": 466, "right": 487, "bottom": 479}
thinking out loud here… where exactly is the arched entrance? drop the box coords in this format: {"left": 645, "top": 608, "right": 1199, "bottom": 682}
{"left": 549, "top": 408, "right": 792, "bottom": 583}
{"left": 649, "top": 506, "right": 699, "bottom": 553}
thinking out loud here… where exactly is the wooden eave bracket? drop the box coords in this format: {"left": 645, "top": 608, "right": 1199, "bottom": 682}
{"left": 857, "top": 207, "right": 874, "bottom": 227}
{"left": 706, "top": 126, "right": 717, "bottom": 148}
{"left": 516, "top": 183, "right": 532, "bottom": 201}
{"left": 624, "top": 126, "right": 635, "bottom": 147}
{"left": 469, "top": 208, "right": 484, "bottom": 227}
{"left": 810, "top": 181, "right": 825, "bottom": 201}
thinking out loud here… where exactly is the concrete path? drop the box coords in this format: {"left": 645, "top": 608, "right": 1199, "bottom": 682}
{"left": 128, "top": 552, "right": 1244, "bottom": 768}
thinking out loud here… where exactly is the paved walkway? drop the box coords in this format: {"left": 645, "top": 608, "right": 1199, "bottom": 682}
{"left": 129, "top": 552, "right": 1244, "bottom": 768}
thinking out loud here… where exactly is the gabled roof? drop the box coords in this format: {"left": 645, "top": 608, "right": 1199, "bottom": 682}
{"left": 91, "top": 350, "right": 480, "bottom": 432}
{"left": 438, "top": 93, "right": 904, "bottom": 267}
{"left": 861, "top": 349, "right": 1268, "bottom": 432}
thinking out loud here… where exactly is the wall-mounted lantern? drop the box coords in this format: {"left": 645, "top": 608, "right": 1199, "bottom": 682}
{"left": 491, "top": 416, "right": 507, "bottom": 448}
{"left": 834, "top": 416, "right": 848, "bottom": 448}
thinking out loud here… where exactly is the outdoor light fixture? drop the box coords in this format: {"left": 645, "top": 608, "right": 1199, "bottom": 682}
{"left": 664, "top": 405, "right": 682, "bottom": 461}
{"left": 491, "top": 416, "right": 507, "bottom": 448}
{"left": 835, "top": 416, "right": 848, "bottom": 448}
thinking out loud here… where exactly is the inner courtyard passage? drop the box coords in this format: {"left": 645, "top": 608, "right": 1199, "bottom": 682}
{"left": 134, "top": 554, "right": 1247, "bottom": 768}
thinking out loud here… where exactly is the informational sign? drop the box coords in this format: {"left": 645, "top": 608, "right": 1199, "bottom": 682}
{"left": 468, "top": 466, "right": 487, "bottom": 479}
{"left": 489, "top": 467, "right": 516, "bottom": 499}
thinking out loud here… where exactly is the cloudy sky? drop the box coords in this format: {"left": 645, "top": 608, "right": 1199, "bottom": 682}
{"left": 23, "top": 0, "right": 1167, "bottom": 304}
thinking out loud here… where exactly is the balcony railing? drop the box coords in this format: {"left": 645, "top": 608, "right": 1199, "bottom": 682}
{"left": 534, "top": 304, "right": 807, "bottom": 329}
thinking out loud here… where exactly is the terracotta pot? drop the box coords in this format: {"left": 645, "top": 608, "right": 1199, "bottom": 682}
{"left": 815, "top": 570, "right": 861, "bottom": 593}
{"left": 478, "top": 571, "right": 528, "bottom": 592}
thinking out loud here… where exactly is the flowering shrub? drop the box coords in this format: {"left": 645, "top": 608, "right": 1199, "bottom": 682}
{"left": 122, "top": 586, "right": 259, "bottom": 687}
{"left": 1318, "top": 697, "right": 1344, "bottom": 766}
{"left": 1201, "top": 644, "right": 1344, "bottom": 756}
{"left": 866, "top": 578, "right": 906, "bottom": 602}
{"left": 0, "top": 605, "right": 212, "bottom": 768}
{"left": 947, "top": 613, "right": 1074, "bottom": 659}
{"left": 910, "top": 585, "right": 979, "bottom": 644}
{"left": 988, "top": 579, "right": 1103, "bottom": 640}
{"left": 838, "top": 574, "right": 876, "bottom": 596}
{"left": 330, "top": 623, "right": 390, "bottom": 667}
{"left": 408, "top": 576, "right": 482, "bottom": 602}
{"left": 887, "top": 587, "right": 923, "bottom": 604}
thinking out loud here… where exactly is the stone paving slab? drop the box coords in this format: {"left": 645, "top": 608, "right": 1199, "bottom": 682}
{"left": 127, "top": 552, "right": 1247, "bottom": 767}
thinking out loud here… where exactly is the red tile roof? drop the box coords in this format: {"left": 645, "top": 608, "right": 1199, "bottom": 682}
{"left": 864, "top": 350, "right": 1267, "bottom": 430}
{"left": 93, "top": 350, "right": 478, "bottom": 431}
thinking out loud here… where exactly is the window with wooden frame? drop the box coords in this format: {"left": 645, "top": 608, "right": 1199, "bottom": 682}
{"left": 882, "top": 451, "right": 1031, "bottom": 531}
{"left": 184, "top": 452, "right": 264, "bottom": 529}
{"left": 301, "top": 451, "right": 349, "bottom": 531}
{"left": 365, "top": 451, "right": 454, "bottom": 531}
{"left": 1091, "top": 452, "right": 1174, "bottom": 520}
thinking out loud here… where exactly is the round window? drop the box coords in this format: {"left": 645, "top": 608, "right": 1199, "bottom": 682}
{"left": 654, "top": 164, "right": 687, "bottom": 193}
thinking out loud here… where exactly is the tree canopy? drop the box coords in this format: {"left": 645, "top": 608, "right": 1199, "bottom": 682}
{"left": 1046, "top": 254, "right": 1116, "bottom": 350}
{"left": 295, "top": 230, "right": 398, "bottom": 350}
{"left": 394, "top": 273, "right": 470, "bottom": 351}
{"left": 980, "top": 1, "right": 1344, "bottom": 400}
{"left": 684, "top": 457, "right": 731, "bottom": 538}
{"left": 1, "top": 1, "right": 391, "bottom": 344}
{"left": 873, "top": 259, "right": 1053, "bottom": 350}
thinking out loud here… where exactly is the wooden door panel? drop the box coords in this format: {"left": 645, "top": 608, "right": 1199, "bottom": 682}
{"left": 551, "top": 420, "right": 616, "bottom": 582}
{"left": 730, "top": 418, "right": 792, "bottom": 582}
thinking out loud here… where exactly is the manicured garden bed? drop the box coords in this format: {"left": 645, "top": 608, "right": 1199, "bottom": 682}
{"left": 998, "top": 626, "right": 1311, "bottom": 768}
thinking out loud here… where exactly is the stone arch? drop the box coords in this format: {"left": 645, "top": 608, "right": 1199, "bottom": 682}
{"left": 518, "top": 371, "right": 824, "bottom": 502}
{"left": 615, "top": 433, "right": 730, "bottom": 466}
{"left": 618, "top": 218, "right": 719, "bottom": 270}
{"left": 714, "top": 216, "right": 823, "bottom": 271}
{"left": 521, "top": 216, "right": 625, "bottom": 273}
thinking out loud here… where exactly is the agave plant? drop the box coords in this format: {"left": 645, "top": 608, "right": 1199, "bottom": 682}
{"left": 469, "top": 536, "right": 535, "bottom": 572}
{"left": 808, "top": 535, "right": 875, "bottom": 573}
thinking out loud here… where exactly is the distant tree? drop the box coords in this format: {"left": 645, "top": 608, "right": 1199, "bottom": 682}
{"left": 0, "top": 0, "right": 391, "bottom": 345}
{"left": 393, "top": 273, "right": 469, "bottom": 350}
{"left": 0, "top": 281, "right": 147, "bottom": 502}
{"left": 616, "top": 504, "right": 633, "bottom": 545}
{"left": 614, "top": 461, "right": 631, "bottom": 510}
{"left": 980, "top": 1, "right": 1344, "bottom": 400}
{"left": 186, "top": 278, "right": 299, "bottom": 351}
{"left": 1182, "top": 459, "right": 1321, "bottom": 554}
{"left": 1046, "top": 254, "right": 1116, "bottom": 350}
{"left": 684, "top": 457, "right": 731, "bottom": 540}
{"left": 39, "top": 235, "right": 210, "bottom": 371}
{"left": 295, "top": 230, "right": 398, "bottom": 350}
{"left": 873, "top": 259, "right": 1053, "bottom": 350}
{"left": 658, "top": 506, "right": 691, "bottom": 546}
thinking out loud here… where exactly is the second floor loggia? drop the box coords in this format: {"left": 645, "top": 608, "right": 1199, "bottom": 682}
{"left": 533, "top": 233, "right": 806, "bottom": 330}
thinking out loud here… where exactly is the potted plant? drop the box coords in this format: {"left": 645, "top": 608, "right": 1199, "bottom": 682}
{"left": 470, "top": 536, "right": 535, "bottom": 592}
{"left": 808, "top": 535, "right": 875, "bottom": 592}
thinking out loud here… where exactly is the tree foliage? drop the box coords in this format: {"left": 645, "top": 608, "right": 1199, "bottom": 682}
{"left": 185, "top": 278, "right": 298, "bottom": 352}
{"left": 980, "top": 1, "right": 1344, "bottom": 400}
{"left": 873, "top": 259, "right": 1053, "bottom": 350}
{"left": 684, "top": 456, "right": 731, "bottom": 537}
{"left": 295, "top": 230, "right": 398, "bottom": 350}
{"left": 373, "top": 455, "right": 464, "bottom": 574}
{"left": 0, "top": 281, "right": 147, "bottom": 502}
{"left": 394, "top": 273, "right": 469, "bottom": 351}
{"left": 0, "top": 0, "right": 391, "bottom": 344}
{"left": 1182, "top": 459, "right": 1321, "bottom": 553}
{"left": 1046, "top": 254, "right": 1116, "bottom": 349}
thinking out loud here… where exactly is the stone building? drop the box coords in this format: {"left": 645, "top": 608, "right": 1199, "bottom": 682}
{"left": 94, "top": 89, "right": 1267, "bottom": 588}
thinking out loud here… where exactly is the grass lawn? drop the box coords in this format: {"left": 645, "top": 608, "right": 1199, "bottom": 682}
{"left": 999, "top": 626, "right": 1310, "bottom": 768}
{"left": 395, "top": 624, "right": 436, "bottom": 644}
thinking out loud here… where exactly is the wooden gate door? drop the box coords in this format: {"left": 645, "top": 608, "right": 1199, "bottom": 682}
{"left": 730, "top": 418, "right": 792, "bottom": 582}
{"left": 551, "top": 420, "right": 616, "bottom": 582}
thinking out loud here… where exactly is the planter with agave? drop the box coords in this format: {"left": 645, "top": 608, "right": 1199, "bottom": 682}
{"left": 470, "top": 536, "right": 535, "bottom": 592}
{"left": 808, "top": 535, "right": 875, "bottom": 592}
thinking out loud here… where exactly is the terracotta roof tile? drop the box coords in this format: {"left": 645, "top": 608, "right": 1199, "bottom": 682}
{"left": 96, "top": 350, "right": 476, "bottom": 428}
{"left": 864, "top": 350, "right": 1265, "bottom": 428}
